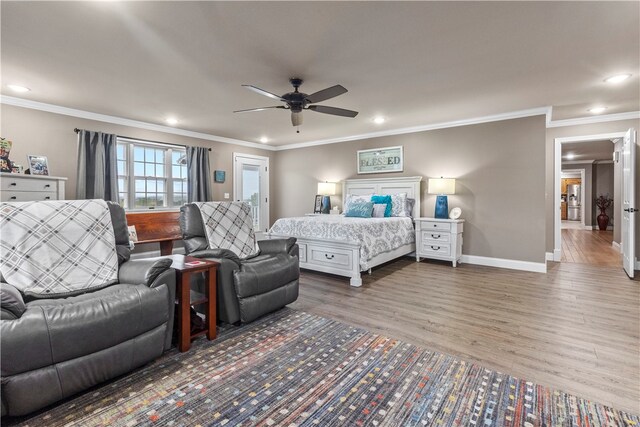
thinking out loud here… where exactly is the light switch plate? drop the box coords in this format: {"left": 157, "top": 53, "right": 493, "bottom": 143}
{"left": 224, "top": 193, "right": 230, "bottom": 199}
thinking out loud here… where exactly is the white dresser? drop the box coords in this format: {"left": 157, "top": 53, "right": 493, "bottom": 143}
{"left": 0, "top": 172, "right": 67, "bottom": 202}
{"left": 415, "top": 217, "right": 464, "bottom": 267}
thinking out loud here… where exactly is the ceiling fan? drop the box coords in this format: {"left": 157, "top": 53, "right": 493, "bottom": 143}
{"left": 233, "top": 78, "right": 358, "bottom": 130}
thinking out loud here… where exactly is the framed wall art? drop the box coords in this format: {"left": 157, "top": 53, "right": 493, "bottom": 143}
{"left": 357, "top": 146, "right": 403, "bottom": 174}
{"left": 27, "top": 155, "right": 49, "bottom": 176}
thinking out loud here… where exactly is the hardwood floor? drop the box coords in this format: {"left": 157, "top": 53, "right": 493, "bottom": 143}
{"left": 290, "top": 258, "right": 640, "bottom": 414}
{"left": 561, "top": 228, "right": 621, "bottom": 267}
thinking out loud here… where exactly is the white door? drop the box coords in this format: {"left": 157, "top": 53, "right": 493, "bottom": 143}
{"left": 621, "top": 128, "right": 636, "bottom": 278}
{"left": 233, "top": 153, "right": 269, "bottom": 233}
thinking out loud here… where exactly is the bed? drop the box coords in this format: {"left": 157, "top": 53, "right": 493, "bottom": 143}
{"left": 267, "top": 176, "right": 422, "bottom": 287}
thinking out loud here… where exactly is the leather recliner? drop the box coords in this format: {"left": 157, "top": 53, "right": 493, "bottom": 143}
{"left": 179, "top": 203, "right": 299, "bottom": 324}
{"left": 0, "top": 202, "right": 176, "bottom": 417}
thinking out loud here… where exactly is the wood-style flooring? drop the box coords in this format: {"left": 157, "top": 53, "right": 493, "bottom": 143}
{"left": 290, "top": 258, "right": 640, "bottom": 414}
{"left": 561, "top": 229, "right": 621, "bottom": 267}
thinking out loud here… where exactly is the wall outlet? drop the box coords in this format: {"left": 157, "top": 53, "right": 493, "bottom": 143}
{"left": 224, "top": 193, "right": 230, "bottom": 199}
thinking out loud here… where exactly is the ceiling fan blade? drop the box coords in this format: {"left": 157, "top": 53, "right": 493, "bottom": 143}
{"left": 242, "top": 85, "right": 286, "bottom": 101}
{"left": 233, "top": 106, "right": 287, "bottom": 113}
{"left": 308, "top": 105, "right": 359, "bottom": 118}
{"left": 305, "top": 85, "right": 348, "bottom": 104}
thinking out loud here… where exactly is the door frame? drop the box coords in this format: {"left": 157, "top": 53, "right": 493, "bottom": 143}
{"left": 560, "top": 169, "right": 587, "bottom": 229}
{"left": 554, "top": 132, "right": 625, "bottom": 261}
{"left": 232, "top": 152, "right": 270, "bottom": 232}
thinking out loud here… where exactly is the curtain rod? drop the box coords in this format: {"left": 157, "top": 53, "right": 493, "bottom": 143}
{"left": 73, "top": 128, "right": 211, "bottom": 151}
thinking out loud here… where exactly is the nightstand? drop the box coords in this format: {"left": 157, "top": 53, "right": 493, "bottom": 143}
{"left": 415, "top": 217, "right": 464, "bottom": 267}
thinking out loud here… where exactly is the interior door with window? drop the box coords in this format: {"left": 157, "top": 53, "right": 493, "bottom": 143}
{"left": 233, "top": 153, "right": 269, "bottom": 233}
{"left": 622, "top": 128, "right": 637, "bottom": 278}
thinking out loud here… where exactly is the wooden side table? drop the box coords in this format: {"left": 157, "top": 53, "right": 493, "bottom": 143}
{"left": 167, "top": 255, "right": 219, "bottom": 352}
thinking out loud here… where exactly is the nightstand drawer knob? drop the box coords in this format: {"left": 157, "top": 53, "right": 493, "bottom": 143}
{"left": 9, "top": 182, "right": 17, "bottom": 186}
{"left": 325, "top": 253, "right": 335, "bottom": 260}
{"left": 431, "top": 234, "right": 441, "bottom": 239}
{"left": 430, "top": 246, "right": 441, "bottom": 251}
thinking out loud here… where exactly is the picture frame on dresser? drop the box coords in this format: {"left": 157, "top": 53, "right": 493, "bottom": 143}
{"left": 27, "top": 155, "right": 49, "bottom": 176}
{"left": 313, "top": 195, "right": 323, "bottom": 213}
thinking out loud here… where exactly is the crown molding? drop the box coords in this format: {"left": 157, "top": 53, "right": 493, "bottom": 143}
{"left": 0, "top": 95, "right": 276, "bottom": 151}
{"left": 547, "top": 111, "right": 640, "bottom": 128}
{"left": 274, "top": 107, "right": 552, "bottom": 151}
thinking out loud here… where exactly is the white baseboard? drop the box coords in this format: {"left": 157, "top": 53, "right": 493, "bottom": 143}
{"left": 460, "top": 254, "right": 547, "bottom": 273}
{"left": 584, "top": 225, "right": 595, "bottom": 230}
{"left": 553, "top": 249, "right": 561, "bottom": 262}
{"left": 612, "top": 241, "right": 621, "bottom": 252}
{"left": 591, "top": 225, "right": 613, "bottom": 231}
{"left": 545, "top": 252, "right": 555, "bottom": 261}
{"left": 635, "top": 258, "right": 640, "bottom": 271}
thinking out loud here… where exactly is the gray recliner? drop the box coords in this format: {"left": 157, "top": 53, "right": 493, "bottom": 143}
{"left": 180, "top": 203, "right": 299, "bottom": 324}
{"left": 0, "top": 202, "right": 176, "bottom": 417}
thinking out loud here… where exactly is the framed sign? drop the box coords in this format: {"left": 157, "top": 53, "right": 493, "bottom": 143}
{"left": 313, "top": 195, "right": 323, "bottom": 213}
{"left": 214, "top": 170, "right": 226, "bottom": 183}
{"left": 357, "top": 146, "right": 403, "bottom": 174}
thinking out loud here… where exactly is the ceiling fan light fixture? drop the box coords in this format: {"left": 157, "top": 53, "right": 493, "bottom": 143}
{"left": 291, "top": 111, "right": 303, "bottom": 127}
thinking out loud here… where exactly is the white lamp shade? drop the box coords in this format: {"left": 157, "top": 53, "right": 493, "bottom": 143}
{"left": 428, "top": 178, "right": 455, "bottom": 195}
{"left": 317, "top": 182, "right": 337, "bottom": 195}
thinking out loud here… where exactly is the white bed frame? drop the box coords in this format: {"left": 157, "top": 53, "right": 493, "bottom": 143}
{"left": 268, "top": 176, "right": 422, "bottom": 287}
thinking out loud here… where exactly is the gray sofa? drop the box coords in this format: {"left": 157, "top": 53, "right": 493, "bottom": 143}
{"left": 0, "top": 202, "right": 176, "bottom": 417}
{"left": 180, "top": 203, "right": 299, "bottom": 324}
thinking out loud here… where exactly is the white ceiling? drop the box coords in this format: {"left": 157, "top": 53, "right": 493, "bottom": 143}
{"left": 1, "top": 2, "right": 639, "bottom": 147}
{"left": 562, "top": 139, "right": 614, "bottom": 162}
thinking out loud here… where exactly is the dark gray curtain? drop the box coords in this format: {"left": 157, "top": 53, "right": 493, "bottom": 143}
{"left": 76, "top": 130, "right": 118, "bottom": 201}
{"left": 187, "top": 146, "right": 212, "bottom": 202}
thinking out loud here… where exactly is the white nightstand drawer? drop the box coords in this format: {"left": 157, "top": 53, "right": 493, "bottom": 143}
{"left": 421, "top": 242, "right": 451, "bottom": 256}
{"left": 307, "top": 245, "right": 353, "bottom": 269}
{"left": 1, "top": 191, "right": 58, "bottom": 202}
{"left": 422, "top": 221, "right": 451, "bottom": 231}
{"left": 421, "top": 230, "right": 450, "bottom": 243}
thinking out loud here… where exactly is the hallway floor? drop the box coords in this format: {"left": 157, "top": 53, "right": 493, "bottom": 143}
{"left": 561, "top": 228, "right": 621, "bottom": 267}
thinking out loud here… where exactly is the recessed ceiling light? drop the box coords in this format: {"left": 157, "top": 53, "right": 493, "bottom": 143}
{"left": 259, "top": 137, "right": 269, "bottom": 144}
{"left": 8, "top": 84, "right": 30, "bottom": 93}
{"left": 604, "top": 74, "right": 631, "bottom": 84}
{"left": 566, "top": 153, "right": 575, "bottom": 160}
{"left": 373, "top": 116, "right": 385, "bottom": 124}
{"left": 587, "top": 106, "right": 607, "bottom": 114}
{"left": 165, "top": 117, "right": 179, "bottom": 125}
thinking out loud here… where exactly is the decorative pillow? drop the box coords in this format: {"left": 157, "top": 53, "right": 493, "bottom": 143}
{"left": 370, "top": 195, "right": 392, "bottom": 217}
{"left": 389, "top": 193, "right": 410, "bottom": 217}
{"left": 344, "top": 200, "right": 374, "bottom": 218}
{"left": 372, "top": 204, "right": 387, "bottom": 218}
{"left": 405, "top": 198, "right": 416, "bottom": 217}
{"left": 344, "top": 194, "right": 373, "bottom": 213}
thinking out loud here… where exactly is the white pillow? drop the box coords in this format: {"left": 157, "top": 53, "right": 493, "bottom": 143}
{"left": 389, "top": 193, "right": 410, "bottom": 217}
{"left": 372, "top": 204, "right": 387, "bottom": 218}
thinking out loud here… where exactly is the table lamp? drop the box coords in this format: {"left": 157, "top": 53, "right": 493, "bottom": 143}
{"left": 428, "top": 177, "right": 455, "bottom": 219}
{"left": 317, "top": 182, "right": 336, "bottom": 214}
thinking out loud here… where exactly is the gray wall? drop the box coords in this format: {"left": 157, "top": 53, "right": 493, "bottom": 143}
{"left": 275, "top": 115, "right": 547, "bottom": 263}
{"left": 0, "top": 104, "right": 276, "bottom": 222}
{"left": 593, "top": 162, "right": 614, "bottom": 227}
{"left": 545, "top": 118, "right": 640, "bottom": 257}
{"left": 561, "top": 163, "right": 592, "bottom": 226}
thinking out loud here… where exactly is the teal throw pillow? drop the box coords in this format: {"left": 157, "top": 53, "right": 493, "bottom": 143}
{"left": 344, "top": 200, "right": 374, "bottom": 218}
{"left": 370, "top": 195, "right": 392, "bottom": 217}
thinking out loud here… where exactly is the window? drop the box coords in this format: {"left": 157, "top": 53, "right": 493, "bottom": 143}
{"left": 116, "top": 138, "right": 187, "bottom": 210}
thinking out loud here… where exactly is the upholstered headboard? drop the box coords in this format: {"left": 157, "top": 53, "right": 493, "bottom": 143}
{"left": 342, "top": 176, "right": 423, "bottom": 217}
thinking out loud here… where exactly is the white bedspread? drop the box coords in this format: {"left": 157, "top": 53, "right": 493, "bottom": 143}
{"left": 268, "top": 215, "right": 415, "bottom": 270}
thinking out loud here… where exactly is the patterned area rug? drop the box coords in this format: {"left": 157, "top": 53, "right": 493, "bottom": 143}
{"left": 6, "top": 308, "right": 639, "bottom": 426}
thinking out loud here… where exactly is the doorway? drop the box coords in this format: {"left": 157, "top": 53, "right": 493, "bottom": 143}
{"left": 233, "top": 153, "right": 270, "bottom": 233}
{"left": 554, "top": 132, "right": 626, "bottom": 268}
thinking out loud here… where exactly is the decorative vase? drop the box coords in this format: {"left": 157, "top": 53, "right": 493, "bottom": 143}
{"left": 597, "top": 210, "right": 609, "bottom": 231}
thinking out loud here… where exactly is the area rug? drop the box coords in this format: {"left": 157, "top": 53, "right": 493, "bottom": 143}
{"left": 6, "top": 308, "right": 639, "bottom": 427}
